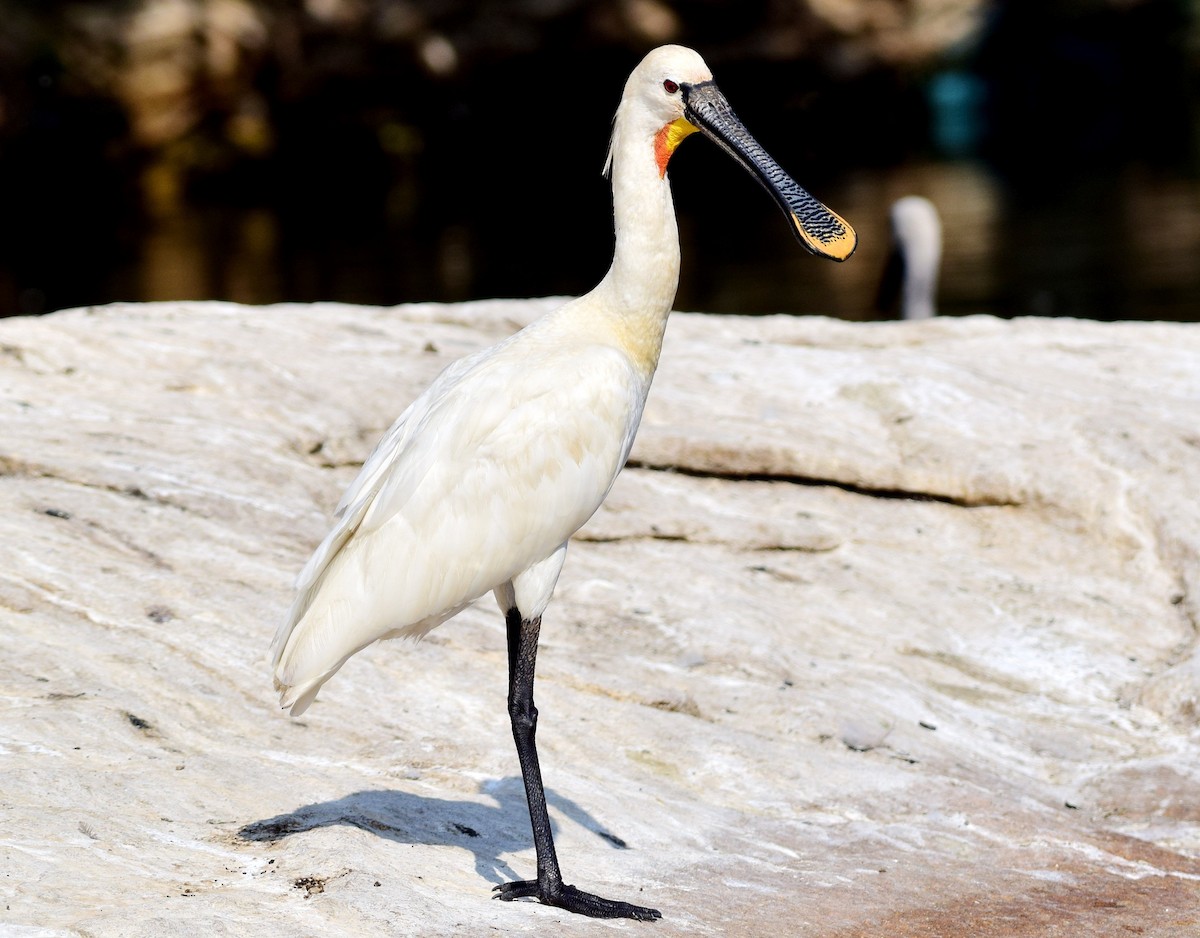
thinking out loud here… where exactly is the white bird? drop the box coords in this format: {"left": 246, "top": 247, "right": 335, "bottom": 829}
{"left": 877, "top": 194, "right": 942, "bottom": 320}
{"left": 271, "top": 44, "right": 855, "bottom": 921}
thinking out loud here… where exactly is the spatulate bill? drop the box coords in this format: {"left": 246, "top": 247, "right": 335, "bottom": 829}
{"left": 682, "top": 80, "right": 857, "bottom": 262}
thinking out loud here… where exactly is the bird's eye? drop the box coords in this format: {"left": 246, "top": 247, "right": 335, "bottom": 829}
{"left": 663, "top": 79, "right": 679, "bottom": 94}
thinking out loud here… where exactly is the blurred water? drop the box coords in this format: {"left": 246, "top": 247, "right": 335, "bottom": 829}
{"left": 1, "top": 0, "right": 1197, "bottom": 322}
{"left": 22, "top": 155, "right": 1195, "bottom": 322}
{"left": 702, "top": 158, "right": 1200, "bottom": 322}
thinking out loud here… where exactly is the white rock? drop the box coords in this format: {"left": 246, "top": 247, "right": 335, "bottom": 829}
{"left": 1, "top": 300, "right": 1198, "bottom": 935}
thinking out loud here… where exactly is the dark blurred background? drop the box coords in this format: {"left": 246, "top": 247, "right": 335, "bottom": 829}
{"left": 0, "top": 0, "right": 1197, "bottom": 320}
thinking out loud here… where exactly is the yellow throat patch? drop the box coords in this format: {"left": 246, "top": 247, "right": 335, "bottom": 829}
{"left": 654, "top": 117, "right": 699, "bottom": 177}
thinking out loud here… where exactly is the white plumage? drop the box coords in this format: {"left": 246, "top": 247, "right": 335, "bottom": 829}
{"left": 269, "top": 44, "right": 853, "bottom": 920}
{"left": 890, "top": 195, "right": 942, "bottom": 320}
{"left": 271, "top": 311, "right": 651, "bottom": 713}
{"left": 269, "top": 42, "right": 692, "bottom": 714}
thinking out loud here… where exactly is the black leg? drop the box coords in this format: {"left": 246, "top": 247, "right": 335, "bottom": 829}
{"left": 492, "top": 607, "right": 661, "bottom": 921}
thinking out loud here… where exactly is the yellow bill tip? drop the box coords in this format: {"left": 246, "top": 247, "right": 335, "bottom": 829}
{"left": 792, "top": 209, "right": 857, "bottom": 262}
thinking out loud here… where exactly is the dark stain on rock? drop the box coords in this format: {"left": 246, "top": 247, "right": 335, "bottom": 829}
{"left": 293, "top": 875, "right": 326, "bottom": 897}
{"left": 125, "top": 712, "right": 154, "bottom": 732}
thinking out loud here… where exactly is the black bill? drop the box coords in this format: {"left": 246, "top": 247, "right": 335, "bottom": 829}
{"left": 682, "top": 80, "right": 857, "bottom": 262}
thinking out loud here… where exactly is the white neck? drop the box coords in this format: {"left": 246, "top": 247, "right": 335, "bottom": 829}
{"left": 602, "top": 150, "right": 680, "bottom": 313}
{"left": 583, "top": 112, "right": 681, "bottom": 374}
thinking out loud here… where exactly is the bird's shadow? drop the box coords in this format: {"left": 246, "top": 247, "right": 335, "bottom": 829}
{"left": 238, "top": 776, "right": 632, "bottom": 886}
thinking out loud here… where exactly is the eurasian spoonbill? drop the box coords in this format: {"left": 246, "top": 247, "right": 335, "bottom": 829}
{"left": 271, "top": 43, "right": 855, "bottom": 921}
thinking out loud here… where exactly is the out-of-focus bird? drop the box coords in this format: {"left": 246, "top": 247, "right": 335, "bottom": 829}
{"left": 271, "top": 44, "right": 855, "bottom": 921}
{"left": 877, "top": 194, "right": 942, "bottom": 320}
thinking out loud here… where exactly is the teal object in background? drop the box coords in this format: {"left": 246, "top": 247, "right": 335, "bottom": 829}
{"left": 928, "top": 70, "right": 986, "bottom": 158}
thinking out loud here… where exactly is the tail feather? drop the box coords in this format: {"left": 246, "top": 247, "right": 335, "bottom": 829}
{"left": 274, "top": 663, "right": 343, "bottom": 717}
{"left": 271, "top": 596, "right": 361, "bottom": 716}
{"left": 272, "top": 584, "right": 462, "bottom": 716}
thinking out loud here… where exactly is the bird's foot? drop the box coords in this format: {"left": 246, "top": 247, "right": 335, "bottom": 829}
{"left": 493, "top": 879, "right": 661, "bottom": 921}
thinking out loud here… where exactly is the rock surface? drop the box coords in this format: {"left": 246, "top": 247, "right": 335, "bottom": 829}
{"left": 1, "top": 299, "right": 1198, "bottom": 936}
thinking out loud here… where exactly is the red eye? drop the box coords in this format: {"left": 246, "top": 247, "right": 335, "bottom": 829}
{"left": 663, "top": 79, "right": 679, "bottom": 94}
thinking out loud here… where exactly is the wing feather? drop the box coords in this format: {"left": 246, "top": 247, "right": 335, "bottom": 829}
{"left": 272, "top": 327, "right": 646, "bottom": 714}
